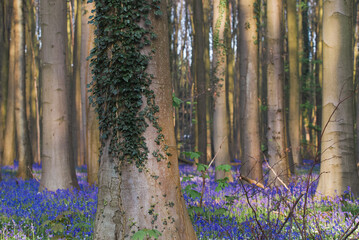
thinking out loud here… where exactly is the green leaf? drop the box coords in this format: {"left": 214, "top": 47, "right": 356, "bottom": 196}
{"left": 214, "top": 207, "right": 229, "bottom": 216}
{"left": 131, "top": 231, "right": 146, "bottom": 240}
{"left": 181, "top": 176, "right": 193, "bottom": 182}
{"left": 196, "top": 163, "right": 208, "bottom": 172}
{"left": 183, "top": 151, "right": 202, "bottom": 160}
{"left": 216, "top": 164, "right": 231, "bottom": 172}
{"left": 172, "top": 94, "right": 183, "bottom": 107}
{"left": 131, "top": 229, "right": 162, "bottom": 240}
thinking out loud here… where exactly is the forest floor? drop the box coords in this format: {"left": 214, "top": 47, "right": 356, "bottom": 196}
{"left": 0, "top": 160, "right": 358, "bottom": 239}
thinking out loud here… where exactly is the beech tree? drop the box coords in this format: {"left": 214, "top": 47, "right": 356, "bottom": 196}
{"left": 266, "top": 0, "right": 290, "bottom": 186}
{"left": 287, "top": 0, "right": 302, "bottom": 167}
{"left": 193, "top": 0, "right": 207, "bottom": 164}
{"left": 238, "top": 0, "right": 263, "bottom": 182}
{"left": 81, "top": 0, "right": 99, "bottom": 185}
{"left": 13, "top": 0, "right": 33, "bottom": 179}
{"left": 0, "top": 0, "right": 11, "bottom": 167}
{"left": 3, "top": 0, "right": 18, "bottom": 167}
{"left": 316, "top": 0, "right": 359, "bottom": 197}
{"left": 39, "top": 0, "right": 79, "bottom": 191}
{"left": 213, "top": 0, "right": 233, "bottom": 181}
{"left": 91, "top": 1, "right": 196, "bottom": 239}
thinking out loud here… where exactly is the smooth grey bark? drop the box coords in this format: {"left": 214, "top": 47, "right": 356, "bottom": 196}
{"left": 287, "top": 0, "right": 302, "bottom": 168}
{"left": 266, "top": 0, "right": 290, "bottom": 186}
{"left": 39, "top": 0, "right": 79, "bottom": 191}
{"left": 316, "top": 0, "right": 359, "bottom": 198}
{"left": 213, "top": 0, "right": 233, "bottom": 182}
{"left": 239, "top": 0, "right": 263, "bottom": 183}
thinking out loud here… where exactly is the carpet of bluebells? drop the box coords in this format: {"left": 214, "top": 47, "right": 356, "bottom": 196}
{"left": 0, "top": 160, "right": 359, "bottom": 239}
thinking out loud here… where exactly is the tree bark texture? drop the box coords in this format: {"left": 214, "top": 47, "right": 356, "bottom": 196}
{"left": 93, "top": 1, "right": 197, "bottom": 239}
{"left": 3, "top": 1, "right": 17, "bottom": 167}
{"left": 287, "top": 0, "right": 302, "bottom": 168}
{"left": 81, "top": 0, "right": 99, "bottom": 185}
{"left": 73, "top": 0, "right": 85, "bottom": 167}
{"left": 266, "top": 0, "right": 290, "bottom": 186}
{"left": 213, "top": 0, "right": 233, "bottom": 181}
{"left": 0, "top": 0, "right": 11, "bottom": 166}
{"left": 203, "top": 0, "right": 212, "bottom": 162}
{"left": 193, "top": 0, "right": 207, "bottom": 164}
{"left": 317, "top": 0, "right": 359, "bottom": 198}
{"left": 39, "top": 0, "right": 79, "bottom": 191}
{"left": 239, "top": 0, "right": 263, "bottom": 183}
{"left": 13, "top": 0, "right": 33, "bottom": 180}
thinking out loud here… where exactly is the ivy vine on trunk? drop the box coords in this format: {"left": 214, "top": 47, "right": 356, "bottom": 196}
{"left": 89, "top": 0, "right": 168, "bottom": 170}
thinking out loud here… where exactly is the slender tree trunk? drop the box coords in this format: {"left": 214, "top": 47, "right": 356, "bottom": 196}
{"left": 13, "top": 0, "right": 33, "bottom": 179}
{"left": 355, "top": 2, "right": 359, "bottom": 169}
{"left": 0, "top": 0, "right": 11, "bottom": 167}
{"left": 81, "top": 0, "right": 99, "bottom": 185}
{"left": 259, "top": 0, "right": 268, "bottom": 158}
{"left": 39, "top": 0, "right": 79, "bottom": 191}
{"left": 287, "top": 0, "right": 302, "bottom": 168}
{"left": 316, "top": 0, "right": 323, "bottom": 163}
{"left": 93, "top": 1, "right": 197, "bottom": 239}
{"left": 213, "top": 0, "right": 233, "bottom": 181}
{"left": 3, "top": 1, "right": 17, "bottom": 167}
{"left": 238, "top": 0, "right": 263, "bottom": 182}
{"left": 317, "top": 0, "right": 359, "bottom": 198}
{"left": 203, "top": 0, "right": 212, "bottom": 162}
{"left": 193, "top": 0, "right": 207, "bottom": 164}
{"left": 225, "top": 2, "right": 234, "bottom": 163}
{"left": 266, "top": 0, "right": 290, "bottom": 186}
{"left": 73, "top": 0, "right": 85, "bottom": 167}
{"left": 24, "top": 0, "right": 40, "bottom": 165}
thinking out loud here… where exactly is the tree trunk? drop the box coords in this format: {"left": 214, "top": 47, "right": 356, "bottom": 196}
{"left": 266, "top": 0, "right": 290, "bottom": 186}
{"left": 73, "top": 0, "right": 85, "bottom": 167}
{"left": 287, "top": 0, "right": 302, "bottom": 168}
{"left": 225, "top": 2, "right": 234, "bottom": 164}
{"left": 81, "top": 0, "right": 99, "bottom": 185}
{"left": 3, "top": 1, "right": 17, "bottom": 167}
{"left": 0, "top": 0, "right": 11, "bottom": 167}
{"left": 239, "top": 0, "right": 263, "bottom": 182}
{"left": 93, "top": 1, "right": 197, "bottom": 239}
{"left": 316, "top": 0, "right": 359, "bottom": 198}
{"left": 203, "top": 0, "right": 212, "bottom": 162}
{"left": 39, "top": 0, "right": 79, "bottom": 191}
{"left": 213, "top": 0, "right": 233, "bottom": 181}
{"left": 193, "top": 0, "right": 207, "bottom": 164}
{"left": 24, "top": 0, "right": 40, "bottom": 165}
{"left": 13, "top": 0, "right": 33, "bottom": 180}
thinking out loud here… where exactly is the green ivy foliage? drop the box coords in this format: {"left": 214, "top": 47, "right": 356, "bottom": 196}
{"left": 88, "top": 0, "right": 164, "bottom": 170}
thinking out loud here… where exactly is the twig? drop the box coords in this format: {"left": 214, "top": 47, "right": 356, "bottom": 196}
{"left": 277, "top": 193, "right": 304, "bottom": 234}
{"left": 339, "top": 213, "right": 359, "bottom": 240}
{"left": 200, "top": 136, "right": 227, "bottom": 208}
{"left": 239, "top": 175, "right": 265, "bottom": 189}
{"left": 262, "top": 155, "right": 289, "bottom": 190}
{"left": 239, "top": 178, "right": 268, "bottom": 239}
